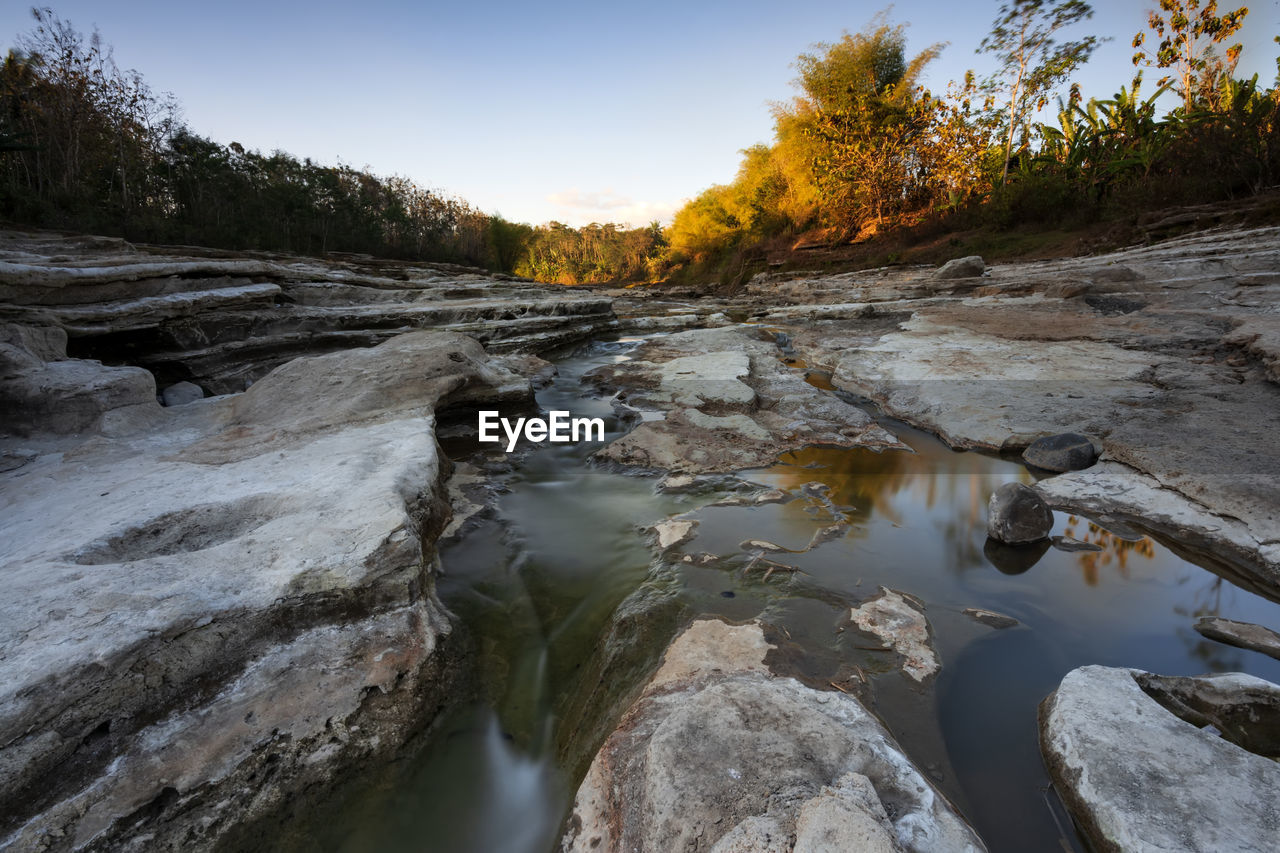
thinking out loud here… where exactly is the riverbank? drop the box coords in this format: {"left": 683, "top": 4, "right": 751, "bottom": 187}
{"left": 3, "top": 224, "right": 1280, "bottom": 851}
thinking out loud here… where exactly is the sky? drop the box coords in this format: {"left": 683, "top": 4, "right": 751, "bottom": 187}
{"left": 3, "top": 1, "right": 1276, "bottom": 227}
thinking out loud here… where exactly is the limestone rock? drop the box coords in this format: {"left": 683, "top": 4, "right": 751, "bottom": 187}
{"left": 934, "top": 256, "right": 986, "bottom": 279}
{"left": 987, "top": 482, "right": 1053, "bottom": 544}
{"left": 849, "top": 588, "right": 940, "bottom": 682}
{"left": 1195, "top": 616, "right": 1280, "bottom": 662}
{"left": 651, "top": 518, "right": 698, "bottom": 550}
{"left": 561, "top": 619, "right": 986, "bottom": 853}
{"left": 1040, "top": 665, "right": 1280, "bottom": 852}
{"left": 161, "top": 380, "right": 205, "bottom": 407}
{"left": 0, "top": 229, "right": 615, "bottom": 396}
{"left": 1023, "top": 432, "right": 1100, "bottom": 472}
{"left": 0, "top": 330, "right": 529, "bottom": 850}
{"left": 590, "top": 326, "right": 906, "bottom": 474}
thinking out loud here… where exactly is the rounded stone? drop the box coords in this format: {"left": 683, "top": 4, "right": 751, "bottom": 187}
{"left": 1023, "top": 432, "right": 1099, "bottom": 473}
{"left": 987, "top": 482, "right": 1053, "bottom": 544}
{"left": 161, "top": 381, "right": 205, "bottom": 407}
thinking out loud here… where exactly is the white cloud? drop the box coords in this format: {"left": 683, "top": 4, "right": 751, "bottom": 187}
{"left": 545, "top": 187, "right": 678, "bottom": 228}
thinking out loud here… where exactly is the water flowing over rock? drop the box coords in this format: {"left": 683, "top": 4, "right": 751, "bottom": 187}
{"left": 986, "top": 482, "right": 1053, "bottom": 544}
{"left": 1040, "top": 665, "right": 1280, "bottom": 852}
{"left": 849, "top": 588, "right": 940, "bottom": 682}
{"left": 561, "top": 619, "right": 986, "bottom": 853}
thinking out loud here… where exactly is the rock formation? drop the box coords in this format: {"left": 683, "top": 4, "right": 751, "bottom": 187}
{"left": 1040, "top": 665, "right": 1280, "bottom": 852}
{"left": 561, "top": 619, "right": 986, "bottom": 852}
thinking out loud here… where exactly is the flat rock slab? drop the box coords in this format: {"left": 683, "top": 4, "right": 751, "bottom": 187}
{"left": 1195, "top": 616, "right": 1280, "bottom": 661}
{"left": 562, "top": 619, "right": 985, "bottom": 852}
{"left": 1040, "top": 665, "right": 1280, "bottom": 852}
{"left": 590, "top": 326, "right": 905, "bottom": 474}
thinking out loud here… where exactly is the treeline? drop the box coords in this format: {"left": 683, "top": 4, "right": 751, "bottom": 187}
{"left": 664, "top": 1, "right": 1279, "bottom": 282}
{"left": 0, "top": 9, "right": 499, "bottom": 265}
{"left": 3, "top": 4, "right": 1277, "bottom": 285}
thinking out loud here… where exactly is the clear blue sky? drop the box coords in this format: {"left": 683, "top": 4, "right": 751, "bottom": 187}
{"left": 3, "top": 1, "right": 1276, "bottom": 226}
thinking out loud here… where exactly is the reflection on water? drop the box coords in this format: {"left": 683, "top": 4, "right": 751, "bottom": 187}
{"left": 1061, "top": 517, "right": 1157, "bottom": 585}
{"left": 674, "top": 407, "right": 1280, "bottom": 853}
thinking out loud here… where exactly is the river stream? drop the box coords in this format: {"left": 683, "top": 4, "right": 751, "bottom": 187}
{"left": 305, "top": 333, "right": 1280, "bottom": 853}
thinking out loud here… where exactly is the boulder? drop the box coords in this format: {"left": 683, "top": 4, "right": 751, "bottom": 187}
{"left": 986, "top": 482, "right": 1053, "bottom": 544}
{"left": 1040, "top": 665, "right": 1280, "bottom": 852}
{"left": 934, "top": 256, "right": 986, "bottom": 279}
{"left": 1023, "top": 432, "right": 1100, "bottom": 472}
{"left": 562, "top": 619, "right": 986, "bottom": 852}
{"left": 1195, "top": 616, "right": 1280, "bottom": 662}
{"left": 161, "top": 380, "right": 205, "bottom": 407}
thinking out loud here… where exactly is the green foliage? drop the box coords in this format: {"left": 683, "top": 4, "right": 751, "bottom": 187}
{"left": 1133, "top": 0, "right": 1249, "bottom": 112}
{"left": 979, "top": 0, "right": 1102, "bottom": 183}
{"left": 0, "top": 9, "right": 507, "bottom": 266}
{"left": 514, "top": 221, "right": 665, "bottom": 284}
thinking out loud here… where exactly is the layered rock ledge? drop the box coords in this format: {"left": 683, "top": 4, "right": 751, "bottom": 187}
{"left": 0, "top": 229, "right": 614, "bottom": 396}
{"left": 0, "top": 328, "right": 533, "bottom": 851}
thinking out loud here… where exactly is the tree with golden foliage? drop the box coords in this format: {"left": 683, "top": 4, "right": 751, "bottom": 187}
{"left": 1132, "top": 0, "right": 1249, "bottom": 112}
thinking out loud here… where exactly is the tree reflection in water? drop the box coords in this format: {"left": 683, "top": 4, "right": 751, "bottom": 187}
{"left": 1060, "top": 516, "right": 1157, "bottom": 586}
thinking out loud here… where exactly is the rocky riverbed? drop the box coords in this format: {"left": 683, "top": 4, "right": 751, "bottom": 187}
{"left": 4, "top": 225, "right": 1280, "bottom": 852}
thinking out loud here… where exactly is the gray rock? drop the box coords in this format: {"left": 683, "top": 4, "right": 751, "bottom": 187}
{"left": 1051, "top": 534, "right": 1103, "bottom": 552}
{"left": 934, "top": 256, "right": 986, "bottom": 279}
{"left": 1195, "top": 616, "right": 1280, "bottom": 662}
{"left": 1041, "top": 665, "right": 1280, "bottom": 852}
{"left": 0, "top": 330, "right": 529, "bottom": 849}
{"left": 987, "top": 482, "right": 1053, "bottom": 544}
{"left": 962, "top": 607, "right": 1019, "bottom": 629}
{"left": 850, "top": 588, "right": 940, "bottom": 682}
{"left": 1023, "top": 432, "right": 1100, "bottom": 472}
{"left": 589, "top": 327, "right": 906, "bottom": 474}
{"left": 562, "top": 619, "right": 986, "bottom": 852}
{"left": 161, "top": 380, "right": 204, "bottom": 407}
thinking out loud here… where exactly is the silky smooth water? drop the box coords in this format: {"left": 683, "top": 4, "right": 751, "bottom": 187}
{"left": 309, "top": 334, "right": 1280, "bottom": 853}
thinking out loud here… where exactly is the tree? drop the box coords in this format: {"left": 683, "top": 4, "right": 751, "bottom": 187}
{"left": 777, "top": 14, "right": 943, "bottom": 232}
{"left": 980, "top": 0, "right": 1101, "bottom": 184}
{"left": 1132, "top": 0, "right": 1249, "bottom": 112}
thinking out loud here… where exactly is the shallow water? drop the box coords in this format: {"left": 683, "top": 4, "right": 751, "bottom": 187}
{"left": 313, "top": 334, "right": 1280, "bottom": 853}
